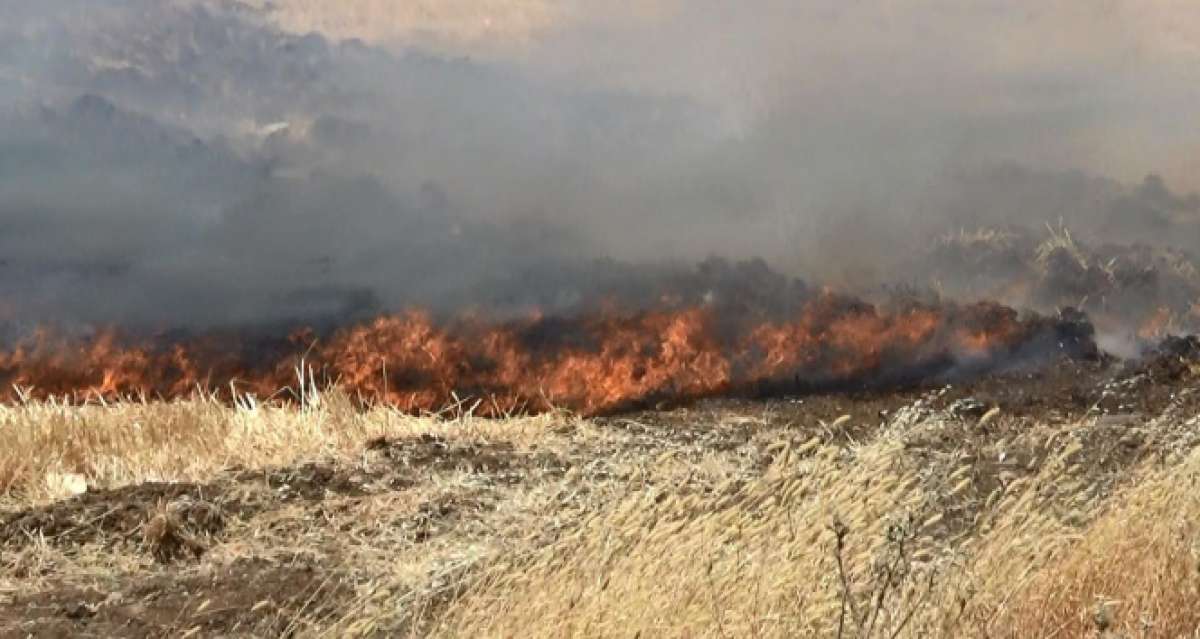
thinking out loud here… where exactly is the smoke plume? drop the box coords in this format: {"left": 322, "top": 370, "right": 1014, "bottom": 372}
{"left": 2, "top": 0, "right": 1200, "bottom": 338}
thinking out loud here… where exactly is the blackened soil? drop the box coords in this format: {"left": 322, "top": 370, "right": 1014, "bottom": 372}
{"left": 1, "top": 558, "right": 352, "bottom": 638}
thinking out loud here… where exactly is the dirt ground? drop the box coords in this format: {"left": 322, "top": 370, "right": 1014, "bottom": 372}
{"left": 3, "top": 341, "right": 1200, "bottom": 637}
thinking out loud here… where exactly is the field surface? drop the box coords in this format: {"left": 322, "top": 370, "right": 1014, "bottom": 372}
{"left": 3, "top": 343, "right": 1200, "bottom": 637}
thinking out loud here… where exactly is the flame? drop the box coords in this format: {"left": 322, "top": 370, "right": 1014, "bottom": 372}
{"left": 0, "top": 296, "right": 1077, "bottom": 415}
{"left": 1137, "top": 306, "right": 1174, "bottom": 341}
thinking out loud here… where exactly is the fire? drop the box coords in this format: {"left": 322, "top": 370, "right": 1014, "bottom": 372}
{"left": 0, "top": 295, "right": 1092, "bottom": 416}
{"left": 1137, "top": 306, "right": 1174, "bottom": 342}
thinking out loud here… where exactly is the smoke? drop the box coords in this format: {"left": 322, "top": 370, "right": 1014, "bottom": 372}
{"left": 2, "top": 1, "right": 1200, "bottom": 332}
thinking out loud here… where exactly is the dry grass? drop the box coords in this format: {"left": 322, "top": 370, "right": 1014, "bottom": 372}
{"left": 935, "top": 227, "right": 1022, "bottom": 252}
{"left": 3, "top": 385, "right": 1200, "bottom": 637}
{"left": 0, "top": 390, "right": 561, "bottom": 506}
{"left": 394, "top": 405, "right": 1200, "bottom": 638}
{"left": 231, "top": 0, "right": 565, "bottom": 45}
{"left": 994, "top": 448, "right": 1200, "bottom": 636}
{"left": 1035, "top": 221, "right": 1090, "bottom": 272}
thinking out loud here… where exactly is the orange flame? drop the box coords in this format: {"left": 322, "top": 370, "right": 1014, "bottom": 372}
{"left": 1137, "top": 306, "right": 1174, "bottom": 342}
{"left": 0, "top": 296, "right": 1078, "bottom": 415}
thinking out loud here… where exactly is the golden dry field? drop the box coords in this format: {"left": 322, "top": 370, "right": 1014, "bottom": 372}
{"left": 3, "top": 346, "right": 1200, "bottom": 638}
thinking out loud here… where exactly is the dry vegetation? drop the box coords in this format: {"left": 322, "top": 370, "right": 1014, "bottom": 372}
{"left": 231, "top": 0, "right": 565, "bottom": 45}
{"left": 3, "top": 354, "right": 1200, "bottom": 637}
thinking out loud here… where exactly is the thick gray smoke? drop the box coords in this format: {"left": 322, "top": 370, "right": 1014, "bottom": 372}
{"left": 2, "top": 1, "right": 1199, "bottom": 331}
